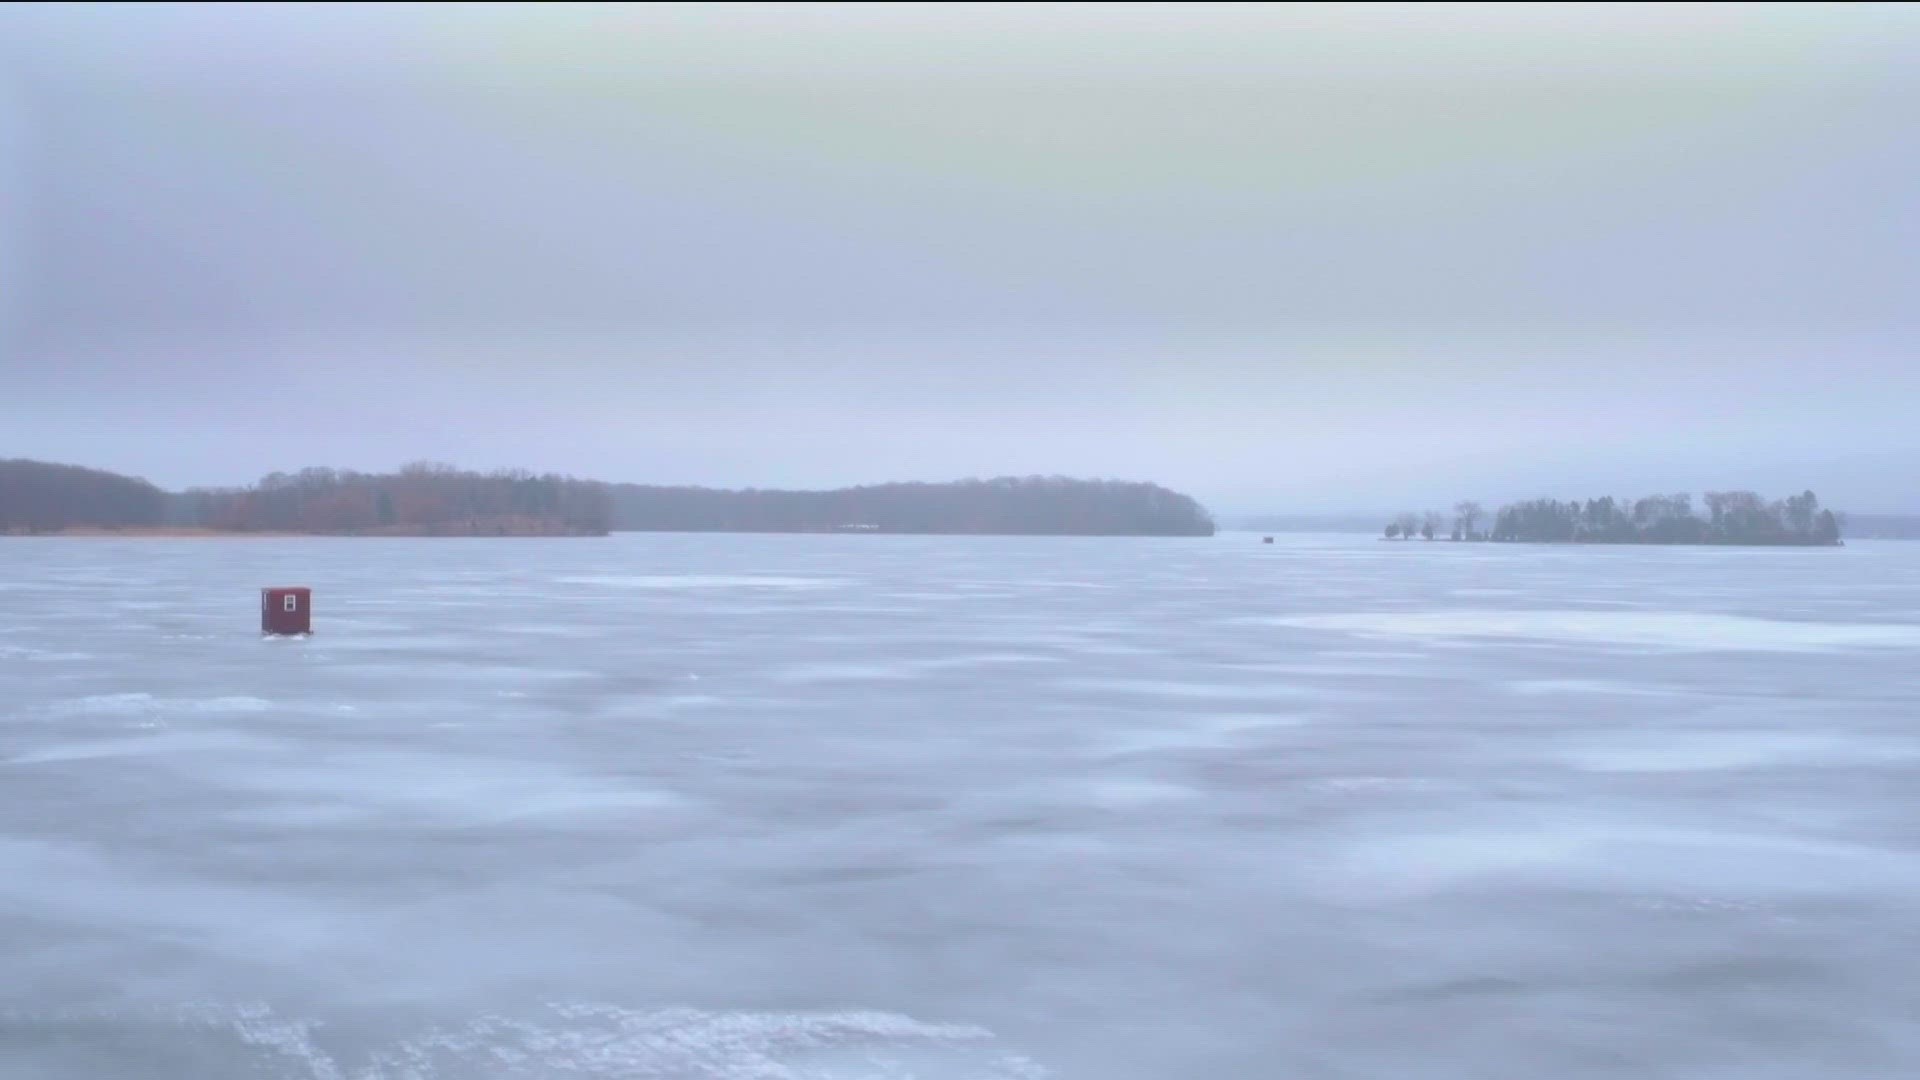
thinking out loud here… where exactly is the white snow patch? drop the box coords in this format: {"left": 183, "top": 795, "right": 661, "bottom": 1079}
{"left": 6, "top": 739, "right": 157, "bottom": 766}
{"left": 1096, "top": 713, "right": 1302, "bottom": 756}
{"left": 557, "top": 574, "right": 848, "bottom": 590}
{"left": 1312, "top": 776, "right": 1451, "bottom": 795}
{"left": 47, "top": 692, "right": 158, "bottom": 716}
{"left": 0, "top": 1003, "right": 1043, "bottom": 1079}
{"left": 1266, "top": 610, "right": 1920, "bottom": 652}
{"left": 771, "top": 661, "right": 917, "bottom": 683}
{"left": 1508, "top": 678, "right": 1686, "bottom": 698}
{"left": 366, "top": 1003, "right": 1042, "bottom": 1080}
{"left": 0, "top": 644, "right": 93, "bottom": 661}
{"left": 48, "top": 693, "right": 274, "bottom": 717}
{"left": 1066, "top": 677, "right": 1341, "bottom": 701}
{"left": 1561, "top": 732, "right": 1920, "bottom": 773}
{"left": 1056, "top": 777, "right": 1198, "bottom": 806}
{"left": 1336, "top": 819, "right": 1919, "bottom": 895}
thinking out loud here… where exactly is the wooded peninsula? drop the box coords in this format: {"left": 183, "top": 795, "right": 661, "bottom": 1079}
{"left": 0, "top": 459, "right": 1216, "bottom": 538}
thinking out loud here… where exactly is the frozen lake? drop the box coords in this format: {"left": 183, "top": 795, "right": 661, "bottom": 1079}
{"left": 3, "top": 533, "right": 1919, "bottom": 1079}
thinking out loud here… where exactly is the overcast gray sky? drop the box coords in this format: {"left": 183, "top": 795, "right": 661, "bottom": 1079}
{"left": 2, "top": 3, "right": 1916, "bottom": 513}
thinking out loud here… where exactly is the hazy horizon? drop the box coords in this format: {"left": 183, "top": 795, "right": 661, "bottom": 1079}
{"left": 4, "top": 5, "right": 1917, "bottom": 513}
{"left": 8, "top": 10, "right": 1920, "bottom": 1076}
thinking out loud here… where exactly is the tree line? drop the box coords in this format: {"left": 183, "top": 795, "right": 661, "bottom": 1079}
{"left": 176, "top": 464, "right": 612, "bottom": 535}
{"left": 1385, "top": 491, "right": 1841, "bottom": 546}
{"left": 1, "top": 460, "right": 1215, "bottom": 537}
{"left": 0, "top": 459, "right": 168, "bottom": 532}
{"left": 607, "top": 477, "right": 1216, "bottom": 536}
{"left": 0, "top": 459, "right": 609, "bottom": 535}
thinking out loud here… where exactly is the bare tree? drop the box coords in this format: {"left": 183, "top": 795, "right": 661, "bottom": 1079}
{"left": 1394, "top": 512, "right": 1419, "bottom": 540}
{"left": 1489, "top": 490, "right": 1839, "bottom": 545}
{"left": 1453, "top": 501, "right": 1484, "bottom": 539}
{"left": 1422, "top": 512, "right": 1443, "bottom": 540}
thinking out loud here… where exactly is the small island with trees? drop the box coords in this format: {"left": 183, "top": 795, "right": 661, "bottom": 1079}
{"left": 1385, "top": 491, "right": 1843, "bottom": 546}
{"left": 0, "top": 459, "right": 1215, "bottom": 538}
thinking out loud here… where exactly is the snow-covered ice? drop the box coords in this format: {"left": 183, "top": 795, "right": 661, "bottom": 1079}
{"left": 3, "top": 532, "right": 1919, "bottom": 1078}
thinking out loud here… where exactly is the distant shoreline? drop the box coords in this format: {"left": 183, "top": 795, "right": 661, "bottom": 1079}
{"left": 3, "top": 460, "right": 1215, "bottom": 538}
{"left": 1379, "top": 492, "right": 1844, "bottom": 547}
{"left": 3, "top": 526, "right": 600, "bottom": 539}
{"left": 8, "top": 525, "right": 1198, "bottom": 539}
{"left": 5, "top": 527, "right": 299, "bottom": 538}
{"left": 1375, "top": 536, "right": 1843, "bottom": 548}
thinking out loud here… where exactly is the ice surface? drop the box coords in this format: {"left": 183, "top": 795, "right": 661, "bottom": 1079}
{"left": 3, "top": 532, "right": 1920, "bottom": 1078}
{"left": 47, "top": 693, "right": 276, "bottom": 717}
{"left": 555, "top": 574, "right": 849, "bottom": 590}
{"left": 0, "top": 1003, "right": 1039, "bottom": 1079}
{"left": 1269, "top": 609, "right": 1920, "bottom": 651}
